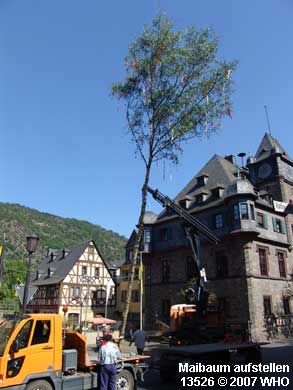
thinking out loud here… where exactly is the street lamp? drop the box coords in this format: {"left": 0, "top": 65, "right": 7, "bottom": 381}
{"left": 22, "top": 234, "right": 39, "bottom": 314}
{"left": 81, "top": 275, "right": 95, "bottom": 333}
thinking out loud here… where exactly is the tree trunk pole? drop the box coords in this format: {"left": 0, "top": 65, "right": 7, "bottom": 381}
{"left": 120, "top": 158, "right": 152, "bottom": 337}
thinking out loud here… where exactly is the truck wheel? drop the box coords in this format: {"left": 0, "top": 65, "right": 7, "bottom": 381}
{"left": 116, "top": 369, "right": 134, "bottom": 390}
{"left": 26, "top": 380, "right": 53, "bottom": 390}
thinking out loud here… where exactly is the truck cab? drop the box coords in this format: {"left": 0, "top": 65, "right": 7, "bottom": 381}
{"left": 0, "top": 314, "right": 62, "bottom": 389}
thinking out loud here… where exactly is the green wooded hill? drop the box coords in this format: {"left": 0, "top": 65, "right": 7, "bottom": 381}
{"left": 0, "top": 202, "right": 127, "bottom": 303}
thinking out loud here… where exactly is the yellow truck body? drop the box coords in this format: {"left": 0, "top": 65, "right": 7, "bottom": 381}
{"left": 0, "top": 314, "right": 148, "bottom": 390}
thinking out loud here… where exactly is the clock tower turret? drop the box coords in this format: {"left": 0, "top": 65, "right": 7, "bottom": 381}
{"left": 247, "top": 133, "right": 293, "bottom": 203}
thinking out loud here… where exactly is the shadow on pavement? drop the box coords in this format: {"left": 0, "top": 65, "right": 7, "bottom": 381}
{"left": 139, "top": 343, "right": 293, "bottom": 390}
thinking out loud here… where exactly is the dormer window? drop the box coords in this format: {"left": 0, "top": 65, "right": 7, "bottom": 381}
{"left": 195, "top": 192, "right": 208, "bottom": 204}
{"left": 180, "top": 200, "right": 187, "bottom": 209}
{"left": 196, "top": 194, "right": 204, "bottom": 204}
{"left": 179, "top": 197, "right": 192, "bottom": 209}
{"left": 197, "top": 174, "right": 208, "bottom": 187}
{"left": 211, "top": 186, "right": 224, "bottom": 200}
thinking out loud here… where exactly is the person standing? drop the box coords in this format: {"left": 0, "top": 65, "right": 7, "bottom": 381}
{"left": 98, "top": 334, "right": 121, "bottom": 390}
{"left": 130, "top": 328, "right": 146, "bottom": 355}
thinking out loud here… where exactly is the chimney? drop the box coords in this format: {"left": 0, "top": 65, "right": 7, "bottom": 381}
{"left": 61, "top": 249, "right": 68, "bottom": 259}
{"left": 246, "top": 156, "right": 256, "bottom": 165}
{"left": 238, "top": 152, "right": 246, "bottom": 166}
{"left": 225, "top": 155, "right": 236, "bottom": 165}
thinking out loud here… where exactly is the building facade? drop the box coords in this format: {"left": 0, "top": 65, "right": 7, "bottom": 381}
{"left": 130, "top": 134, "right": 293, "bottom": 341}
{"left": 116, "top": 262, "right": 141, "bottom": 329}
{"left": 27, "top": 240, "right": 117, "bottom": 328}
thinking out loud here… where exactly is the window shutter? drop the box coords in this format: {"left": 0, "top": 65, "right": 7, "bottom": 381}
{"left": 272, "top": 217, "right": 277, "bottom": 232}
{"left": 281, "top": 220, "right": 286, "bottom": 234}
{"left": 263, "top": 214, "right": 268, "bottom": 229}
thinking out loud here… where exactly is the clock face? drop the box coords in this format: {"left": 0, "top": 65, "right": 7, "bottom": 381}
{"left": 258, "top": 163, "right": 272, "bottom": 179}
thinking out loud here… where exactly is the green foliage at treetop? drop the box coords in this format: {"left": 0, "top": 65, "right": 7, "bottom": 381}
{"left": 0, "top": 202, "right": 127, "bottom": 302}
{"left": 112, "top": 14, "right": 237, "bottom": 166}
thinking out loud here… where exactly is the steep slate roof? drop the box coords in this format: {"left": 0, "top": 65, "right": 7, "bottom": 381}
{"left": 255, "top": 132, "right": 291, "bottom": 162}
{"left": 174, "top": 154, "right": 239, "bottom": 204}
{"left": 155, "top": 155, "right": 244, "bottom": 221}
{"left": 31, "top": 240, "right": 101, "bottom": 286}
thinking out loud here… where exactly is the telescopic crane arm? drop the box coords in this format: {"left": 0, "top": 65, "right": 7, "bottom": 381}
{"left": 147, "top": 186, "right": 219, "bottom": 312}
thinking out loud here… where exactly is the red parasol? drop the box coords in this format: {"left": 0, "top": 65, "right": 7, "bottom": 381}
{"left": 90, "top": 316, "right": 116, "bottom": 325}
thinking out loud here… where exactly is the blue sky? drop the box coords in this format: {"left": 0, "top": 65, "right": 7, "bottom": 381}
{"left": 0, "top": 0, "right": 292, "bottom": 238}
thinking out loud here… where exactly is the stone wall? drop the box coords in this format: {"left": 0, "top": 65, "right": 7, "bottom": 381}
{"left": 245, "top": 240, "right": 292, "bottom": 341}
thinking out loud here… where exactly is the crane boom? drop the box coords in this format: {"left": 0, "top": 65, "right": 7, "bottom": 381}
{"left": 147, "top": 186, "right": 219, "bottom": 312}
{"left": 147, "top": 186, "right": 219, "bottom": 244}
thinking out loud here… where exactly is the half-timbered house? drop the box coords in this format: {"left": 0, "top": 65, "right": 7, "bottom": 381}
{"left": 27, "top": 240, "right": 117, "bottom": 328}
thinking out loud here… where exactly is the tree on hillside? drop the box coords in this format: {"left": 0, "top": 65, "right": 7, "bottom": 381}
{"left": 112, "top": 14, "right": 237, "bottom": 335}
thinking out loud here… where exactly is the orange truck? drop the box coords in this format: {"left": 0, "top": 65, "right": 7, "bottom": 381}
{"left": 0, "top": 314, "right": 148, "bottom": 390}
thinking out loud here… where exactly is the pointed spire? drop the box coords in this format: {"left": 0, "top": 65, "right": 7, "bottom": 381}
{"left": 255, "top": 133, "right": 291, "bottom": 162}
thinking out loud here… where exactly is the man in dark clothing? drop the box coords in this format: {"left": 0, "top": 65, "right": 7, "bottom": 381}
{"left": 98, "top": 334, "right": 121, "bottom": 390}
{"left": 129, "top": 328, "right": 146, "bottom": 355}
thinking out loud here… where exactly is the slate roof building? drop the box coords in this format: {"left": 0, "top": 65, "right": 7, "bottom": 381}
{"left": 27, "top": 240, "right": 118, "bottom": 328}
{"left": 128, "top": 133, "right": 293, "bottom": 341}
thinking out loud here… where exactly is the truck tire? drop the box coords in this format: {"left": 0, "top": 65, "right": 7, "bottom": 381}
{"left": 26, "top": 380, "right": 53, "bottom": 390}
{"left": 116, "top": 369, "right": 134, "bottom": 390}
